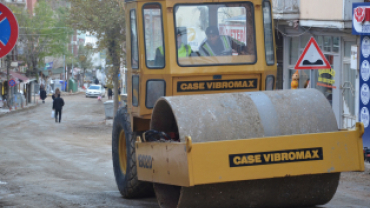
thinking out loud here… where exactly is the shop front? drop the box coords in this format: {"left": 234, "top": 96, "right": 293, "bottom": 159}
{"left": 282, "top": 28, "right": 358, "bottom": 129}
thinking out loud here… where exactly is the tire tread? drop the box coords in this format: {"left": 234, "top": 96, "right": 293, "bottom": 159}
{"left": 112, "top": 107, "right": 153, "bottom": 198}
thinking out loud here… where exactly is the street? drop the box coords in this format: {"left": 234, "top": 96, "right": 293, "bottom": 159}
{"left": 0, "top": 94, "right": 158, "bottom": 208}
{"left": 0, "top": 94, "right": 369, "bottom": 208}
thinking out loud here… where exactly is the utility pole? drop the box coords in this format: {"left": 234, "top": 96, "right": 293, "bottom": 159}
{"left": 67, "top": 32, "right": 76, "bottom": 92}
{"left": 63, "top": 54, "right": 66, "bottom": 91}
{"left": 6, "top": 54, "right": 11, "bottom": 109}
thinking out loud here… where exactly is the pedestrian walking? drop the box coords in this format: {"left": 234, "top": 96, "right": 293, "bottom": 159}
{"left": 53, "top": 94, "right": 64, "bottom": 123}
{"left": 52, "top": 88, "right": 61, "bottom": 120}
{"left": 108, "top": 88, "right": 113, "bottom": 100}
{"left": 52, "top": 88, "right": 61, "bottom": 100}
{"left": 40, "top": 87, "right": 47, "bottom": 103}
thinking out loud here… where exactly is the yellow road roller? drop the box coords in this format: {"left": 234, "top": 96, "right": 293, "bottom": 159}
{"left": 112, "top": 0, "right": 365, "bottom": 207}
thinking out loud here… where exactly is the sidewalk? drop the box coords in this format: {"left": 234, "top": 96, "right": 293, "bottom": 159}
{"left": 0, "top": 103, "right": 40, "bottom": 117}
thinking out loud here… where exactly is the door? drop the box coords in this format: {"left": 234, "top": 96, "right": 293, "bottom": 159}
{"left": 342, "top": 40, "right": 357, "bottom": 129}
{"left": 310, "top": 55, "right": 341, "bottom": 128}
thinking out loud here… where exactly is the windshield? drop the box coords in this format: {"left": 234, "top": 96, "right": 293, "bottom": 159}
{"left": 89, "top": 86, "right": 100, "bottom": 90}
{"left": 174, "top": 2, "right": 256, "bottom": 66}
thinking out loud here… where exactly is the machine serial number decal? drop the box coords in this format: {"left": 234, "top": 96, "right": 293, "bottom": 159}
{"left": 138, "top": 154, "right": 152, "bottom": 169}
{"left": 177, "top": 79, "right": 257, "bottom": 92}
{"left": 229, "top": 148, "right": 323, "bottom": 167}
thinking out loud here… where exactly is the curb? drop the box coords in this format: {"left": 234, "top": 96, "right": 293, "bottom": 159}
{"left": 0, "top": 103, "right": 41, "bottom": 118}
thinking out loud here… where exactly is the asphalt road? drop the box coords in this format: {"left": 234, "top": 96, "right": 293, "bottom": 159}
{"left": 0, "top": 94, "right": 369, "bottom": 208}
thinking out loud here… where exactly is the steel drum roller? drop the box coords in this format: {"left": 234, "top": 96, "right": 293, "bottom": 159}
{"left": 150, "top": 89, "right": 340, "bottom": 208}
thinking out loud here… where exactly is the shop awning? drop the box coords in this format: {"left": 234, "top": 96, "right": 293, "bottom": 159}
{"left": 24, "top": 79, "right": 36, "bottom": 84}
{"left": 10, "top": 71, "right": 29, "bottom": 82}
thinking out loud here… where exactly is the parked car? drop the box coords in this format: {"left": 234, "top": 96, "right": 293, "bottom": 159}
{"left": 86, "top": 85, "right": 105, "bottom": 98}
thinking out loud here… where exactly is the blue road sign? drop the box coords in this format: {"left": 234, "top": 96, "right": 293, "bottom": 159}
{"left": 0, "top": 3, "right": 19, "bottom": 58}
{"left": 8, "top": 78, "right": 16, "bottom": 87}
{"left": 0, "top": 12, "right": 11, "bottom": 45}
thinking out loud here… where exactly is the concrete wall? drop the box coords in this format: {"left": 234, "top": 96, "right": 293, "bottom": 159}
{"left": 272, "top": 0, "right": 299, "bottom": 14}
{"left": 299, "top": 0, "right": 364, "bottom": 21}
{"left": 300, "top": 0, "right": 343, "bottom": 20}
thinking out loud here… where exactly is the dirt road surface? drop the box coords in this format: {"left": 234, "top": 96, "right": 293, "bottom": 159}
{"left": 0, "top": 94, "right": 369, "bottom": 208}
{"left": 0, "top": 94, "right": 158, "bottom": 208}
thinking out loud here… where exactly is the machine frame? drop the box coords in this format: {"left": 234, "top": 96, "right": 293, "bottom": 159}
{"left": 136, "top": 123, "right": 365, "bottom": 186}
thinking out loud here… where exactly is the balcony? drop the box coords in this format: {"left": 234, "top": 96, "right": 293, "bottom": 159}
{"left": 272, "top": 0, "right": 300, "bottom": 20}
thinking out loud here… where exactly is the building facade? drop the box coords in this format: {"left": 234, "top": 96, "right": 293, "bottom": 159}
{"left": 273, "top": 0, "right": 364, "bottom": 129}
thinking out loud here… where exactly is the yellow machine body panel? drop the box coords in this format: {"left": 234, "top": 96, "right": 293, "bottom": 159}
{"left": 136, "top": 123, "right": 365, "bottom": 187}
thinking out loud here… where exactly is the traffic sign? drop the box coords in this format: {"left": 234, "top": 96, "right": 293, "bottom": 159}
{"left": 0, "top": 3, "right": 19, "bottom": 58}
{"left": 8, "top": 78, "right": 16, "bottom": 87}
{"left": 294, "top": 37, "right": 331, "bottom": 70}
{"left": 352, "top": 3, "right": 370, "bottom": 35}
{"left": 359, "top": 35, "right": 370, "bottom": 148}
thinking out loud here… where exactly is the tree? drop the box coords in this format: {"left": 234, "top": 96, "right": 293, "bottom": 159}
{"left": 68, "top": 0, "right": 126, "bottom": 116}
{"left": 9, "top": 1, "right": 71, "bottom": 78}
{"left": 76, "top": 43, "right": 94, "bottom": 87}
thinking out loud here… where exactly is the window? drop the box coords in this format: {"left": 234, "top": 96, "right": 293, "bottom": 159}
{"left": 332, "top": 37, "right": 339, "bottom": 53}
{"left": 263, "top": 0, "right": 274, "bottom": 65}
{"left": 300, "top": 35, "right": 310, "bottom": 48}
{"left": 289, "top": 37, "right": 298, "bottom": 65}
{"left": 143, "top": 4, "right": 165, "bottom": 69}
{"left": 130, "top": 10, "right": 139, "bottom": 69}
{"left": 316, "top": 36, "right": 323, "bottom": 49}
{"left": 88, "top": 86, "right": 100, "bottom": 90}
{"left": 265, "top": 75, "right": 274, "bottom": 90}
{"left": 132, "top": 75, "right": 139, "bottom": 106}
{"left": 174, "top": 2, "right": 256, "bottom": 66}
{"left": 146, "top": 80, "right": 165, "bottom": 108}
{"left": 324, "top": 36, "right": 331, "bottom": 52}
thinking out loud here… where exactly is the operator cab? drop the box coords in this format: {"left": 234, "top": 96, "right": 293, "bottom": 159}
{"left": 126, "top": 0, "right": 276, "bottom": 119}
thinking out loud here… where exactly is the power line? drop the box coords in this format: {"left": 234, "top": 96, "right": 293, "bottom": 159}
{"left": 275, "top": 25, "right": 312, "bottom": 37}
{"left": 19, "top": 32, "right": 68, "bottom": 36}
{"left": 20, "top": 27, "right": 69, "bottom": 29}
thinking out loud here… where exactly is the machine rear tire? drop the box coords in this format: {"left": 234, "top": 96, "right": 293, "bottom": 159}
{"left": 112, "top": 107, "right": 154, "bottom": 198}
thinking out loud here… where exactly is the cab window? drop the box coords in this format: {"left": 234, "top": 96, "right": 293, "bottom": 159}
{"left": 263, "top": 0, "right": 275, "bottom": 65}
{"left": 143, "top": 3, "right": 165, "bottom": 69}
{"left": 130, "top": 9, "right": 139, "bottom": 69}
{"left": 174, "top": 2, "right": 256, "bottom": 66}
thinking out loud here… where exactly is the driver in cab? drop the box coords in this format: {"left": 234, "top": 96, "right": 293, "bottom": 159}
{"left": 198, "top": 25, "right": 246, "bottom": 56}
{"left": 154, "top": 27, "right": 192, "bottom": 66}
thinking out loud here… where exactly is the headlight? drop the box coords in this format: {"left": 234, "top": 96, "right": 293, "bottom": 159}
{"left": 265, "top": 75, "right": 275, "bottom": 91}
{"left": 146, "top": 80, "right": 166, "bottom": 108}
